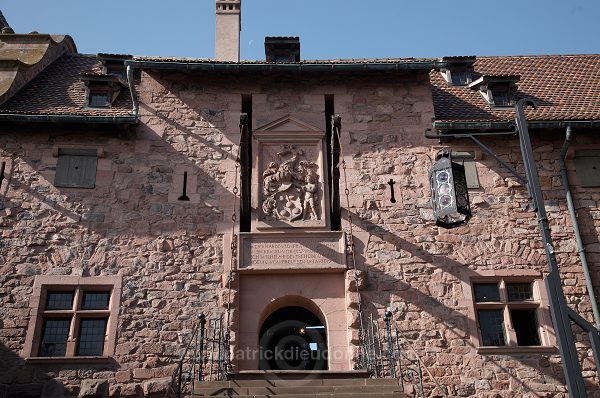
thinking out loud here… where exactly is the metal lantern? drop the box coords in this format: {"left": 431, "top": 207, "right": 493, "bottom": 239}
{"left": 429, "top": 150, "right": 471, "bottom": 228}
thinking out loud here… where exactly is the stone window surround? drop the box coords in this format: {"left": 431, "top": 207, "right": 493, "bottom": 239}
{"left": 23, "top": 275, "right": 121, "bottom": 363}
{"left": 461, "top": 270, "right": 557, "bottom": 354}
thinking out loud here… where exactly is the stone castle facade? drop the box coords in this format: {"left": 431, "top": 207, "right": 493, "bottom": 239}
{"left": 0, "top": 3, "right": 599, "bottom": 398}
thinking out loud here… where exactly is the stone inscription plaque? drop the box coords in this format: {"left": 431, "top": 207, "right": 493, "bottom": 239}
{"left": 238, "top": 232, "right": 346, "bottom": 271}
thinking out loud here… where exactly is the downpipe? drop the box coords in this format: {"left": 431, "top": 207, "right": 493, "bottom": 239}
{"left": 560, "top": 126, "right": 600, "bottom": 329}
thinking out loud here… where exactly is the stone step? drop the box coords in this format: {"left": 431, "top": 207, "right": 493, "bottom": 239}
{"left": 193, "top": 371, "right": 405, "bottom": 397}
{"left": 230, "top": 370, "right": 372, "bottom": 381}
{"left": 194, "top": 384, "right": 403, "bottom": 396}
{"left": 196, "top": 377, "right": 400, "bottom": 389}
{"left": 196, "top": 394, "right": 406, "bottom": 398}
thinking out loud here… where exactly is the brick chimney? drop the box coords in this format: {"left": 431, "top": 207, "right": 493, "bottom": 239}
{"left": 215, "top": 0, "right": 241, "bottom": 62}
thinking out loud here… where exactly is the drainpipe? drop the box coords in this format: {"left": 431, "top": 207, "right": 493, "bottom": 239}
{"left": 560, "top": 126, "right": 600, "bottom": 329}
{"left": 126, "top": 63, "right": 139, "bottom": 119}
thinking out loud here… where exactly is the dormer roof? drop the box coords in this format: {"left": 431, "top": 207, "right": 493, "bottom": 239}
{"left": 431, "top": 54, "right": 600, "bottom": 126}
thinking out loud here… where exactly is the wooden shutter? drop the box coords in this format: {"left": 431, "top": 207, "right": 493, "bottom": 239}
{"left": 54, "top": 149, "right": 98, "bottom": 188}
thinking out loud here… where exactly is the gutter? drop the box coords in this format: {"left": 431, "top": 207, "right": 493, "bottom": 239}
{"left": 433, "top": 120, "right": 600, "bottom": 131}
{"left": 559, "top": 126, "right": 600, "bottom": 330}
{"left": 125, "top": 60, "right": 447, "bottom": 73}
{"left": 0, "top": 114, "right": 137, "bottom": 124}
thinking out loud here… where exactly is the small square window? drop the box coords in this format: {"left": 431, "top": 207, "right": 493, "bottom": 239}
{"left": 54, "top": 148, "right": 98, "bottom": 189}
{"left": 471, "top": 278, "right": 546, "bottom": 350}
{"left": 507, "top": 283, "right": 534, "bottom": 301}
{"left": 473, "top": 283, "right": 500, "bottom": 302}
{"left": 89, "top": 92, "right": 109, "bottom": 108}
{"left": 573, "top": 150, "right": 600, "bottom": 187}
{"left": 24, "top": 276, "right": 121, "bottom": 359}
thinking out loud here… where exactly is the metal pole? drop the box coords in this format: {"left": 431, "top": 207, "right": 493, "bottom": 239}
{"left": 383, "top": 311, "right": 396, "bottom": 378}
{"left": 198, "top": 314, "right": 206, "bottom": 381}
{"left": 515, "top": 99, "right": 587, "bottom": 397}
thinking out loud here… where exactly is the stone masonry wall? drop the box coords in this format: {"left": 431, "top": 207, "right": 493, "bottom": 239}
{"left": 0, "top": 67, "right": 599, "bottom": 398}
{"left": 335, "top": 75, "right": 600, "bottom": 398}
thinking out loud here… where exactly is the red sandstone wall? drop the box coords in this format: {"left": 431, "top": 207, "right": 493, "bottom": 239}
{"left": 0, "top": 68, "right": 599, "bottom": 397}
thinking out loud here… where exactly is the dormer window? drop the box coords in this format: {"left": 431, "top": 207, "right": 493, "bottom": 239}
{"left": 89, "top": 91, "right": 109, "bottom": 108}
{"left": 81, "top": 74, "right": 127, "bottom": 108}
{"left": 468, "top": 75, "right": 520, "bottom": 108}
{"left": 490, "top": 89, "right": 511, "bottom": 107}
{"left": 451, "top": 71, "right": 470, "bottom": 86}
{"left": 440, "top": 56, "right": 476, "bottom": 87}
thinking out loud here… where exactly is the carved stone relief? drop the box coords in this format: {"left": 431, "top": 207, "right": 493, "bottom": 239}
{"left": 261, "top": 144, "right": 321, "bottom": 222}
{"left": 252, "top": 115, "right": 330, "bottom": 230}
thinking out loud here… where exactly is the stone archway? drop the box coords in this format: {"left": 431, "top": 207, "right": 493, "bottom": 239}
{"left": 237, "top": 273, "right": 350, "bottom": 371}
{"left": 258, "top": 305, "right": 328, "bottom": 371}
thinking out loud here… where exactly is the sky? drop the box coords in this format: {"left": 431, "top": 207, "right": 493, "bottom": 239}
{"left": 2, "top": 0, "right": 600, "bottom": 60}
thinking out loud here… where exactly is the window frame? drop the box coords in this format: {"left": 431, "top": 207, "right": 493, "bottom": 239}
{"left": 23, "top": 276, "right": 121, "bottom": 362}
{"left": 462, "top": 272, "right": 557, "bottom": 354}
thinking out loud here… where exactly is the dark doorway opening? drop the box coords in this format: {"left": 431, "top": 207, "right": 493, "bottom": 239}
{"left": 259, "top": 306, "right": 328, "bottom": 371}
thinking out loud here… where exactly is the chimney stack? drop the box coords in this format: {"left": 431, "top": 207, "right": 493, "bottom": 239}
{"left": 215, "top": 0, "right": 241, "bottom": 62}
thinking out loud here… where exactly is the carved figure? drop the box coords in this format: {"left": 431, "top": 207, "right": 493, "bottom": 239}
{"left": 302, "top": 173, "right": 319, "bottom": 220}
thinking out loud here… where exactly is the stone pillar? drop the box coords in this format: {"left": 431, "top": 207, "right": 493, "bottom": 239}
{"left": 215, "top": 0, "right": 241, "bottom": 62}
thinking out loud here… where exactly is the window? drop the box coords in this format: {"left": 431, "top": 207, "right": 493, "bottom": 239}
{"left": 573, "top": 149, "right": 600, "bottom": 187}
{"left": 490, "top": 89, "right": 512, "bottom": 107}
{"left": 23, "top": 276, "right": 121, "bottom": 360}
{"left": 89, "top": 91, "right": 109, "bottom": 107}
{"left": 473, "top": 279, "right": 543, "bottom": 348}
{"left": 450, "top": 71, "right": 469, "bottom": 86}
{"left": 468, "top": 75, "right": 519, "bottom": 108}
{"left": 54, "top": 148, "right": 98, "bottom": 189}
{"left": 452, "top": 151, "right": 480, "bottom": 189}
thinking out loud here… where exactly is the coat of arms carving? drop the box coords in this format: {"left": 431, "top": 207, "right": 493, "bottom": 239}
{"left": 262, "top": 144, "right": 320, "bottom": 222}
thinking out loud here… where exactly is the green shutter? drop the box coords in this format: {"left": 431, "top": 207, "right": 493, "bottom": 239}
{"left": 452, "top": 151, "right": 480, "bottom": 189}
{"left": 54, "top": 149, "right": 98, "bottom": 188}
{"left": 574, "top": 150, "right": 600, "bottom": 187}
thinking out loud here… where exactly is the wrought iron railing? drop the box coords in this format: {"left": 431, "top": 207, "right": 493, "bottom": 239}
{"left": 164, "top": 312, "right": 230, "bottom": 398}
{"left": 361, "top": 311, "right": 449, "bottom": 398}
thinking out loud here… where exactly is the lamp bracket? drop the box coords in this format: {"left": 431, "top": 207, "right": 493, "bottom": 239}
{"left": 425, "top": 128, "right": 528, "bottom": 186}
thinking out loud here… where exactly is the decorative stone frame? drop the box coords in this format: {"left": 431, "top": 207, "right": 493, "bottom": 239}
{"left": 461, "top": 270, "right": 557, "bottom": 354}
{"left": 23, "top": 275, "right": 121, "bottom": 362}
{"left": 251, "top": 115, "right": 331, "bottom": 231}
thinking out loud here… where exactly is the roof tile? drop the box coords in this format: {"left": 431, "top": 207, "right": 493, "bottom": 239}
{"left": 431, "top": 54, "right": 600, "bottom": 123}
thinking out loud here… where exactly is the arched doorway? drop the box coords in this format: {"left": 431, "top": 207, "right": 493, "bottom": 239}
{"left": 259, "top": 306, "right": 328, "bottom": 371}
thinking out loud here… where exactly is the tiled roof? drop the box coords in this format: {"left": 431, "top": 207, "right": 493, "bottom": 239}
{"left": 431, "top": 54, "right": 600, "bottom": 124}
{"left": 0, "top": 53, "right": 133, "bottom": 117}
